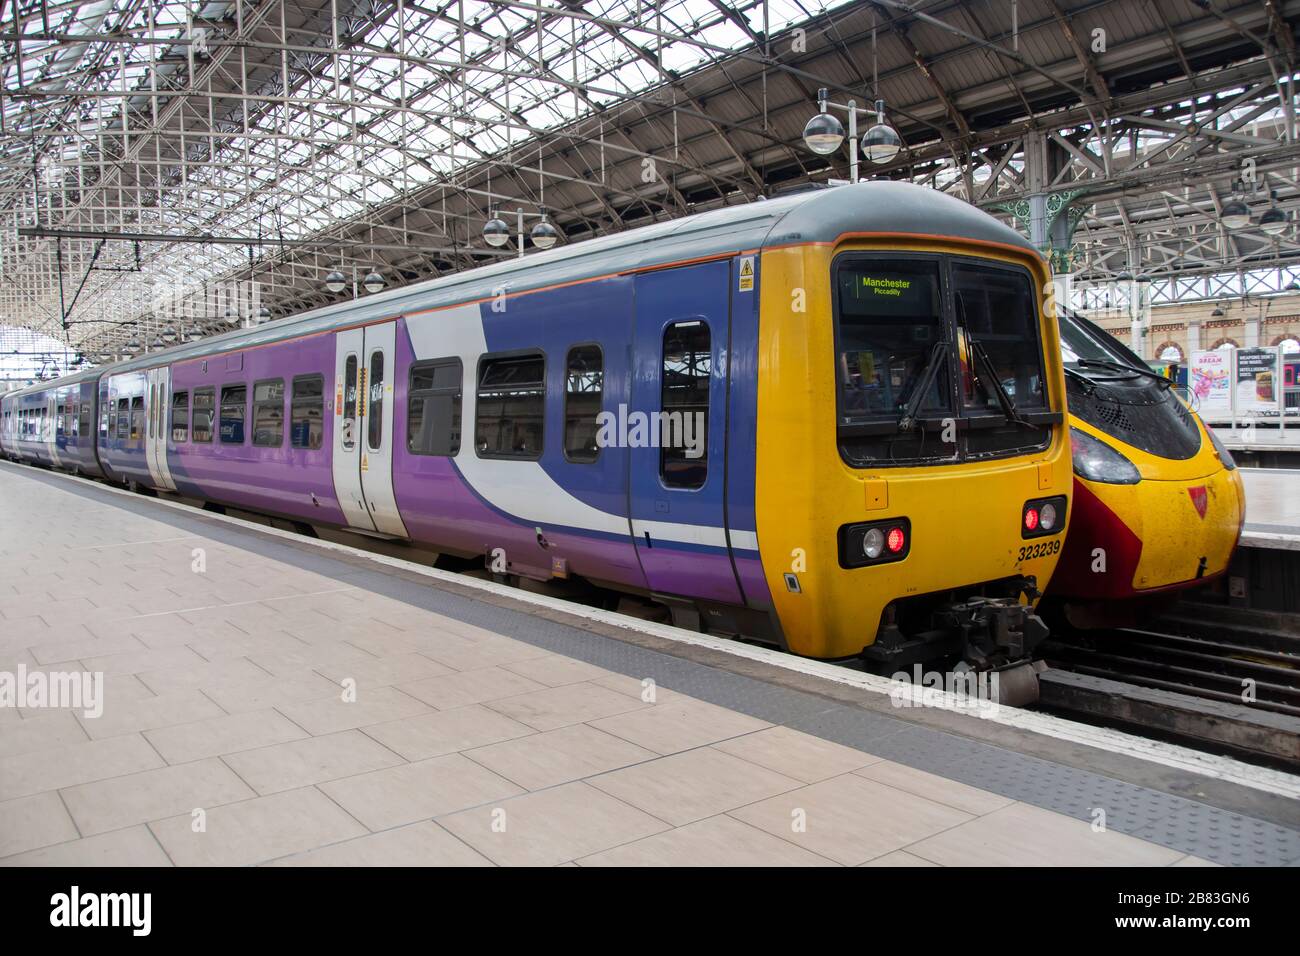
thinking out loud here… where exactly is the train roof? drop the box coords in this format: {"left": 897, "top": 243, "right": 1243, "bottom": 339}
{"left": 5, "top": 181, "right": 1038, "bottom": 400}
{"left": 3, "top": 366, "right": 100, "bottom": 401}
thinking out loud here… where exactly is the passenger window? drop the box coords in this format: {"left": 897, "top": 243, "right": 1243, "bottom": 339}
{"left": 408, "top": 359, "right": 462, "bottom": 456}
{"left": 130, "top": 397, "right": 144, "bottom": 441}
{"left": 367, "top": 352, "right": 384, "bottom": 450}
{"left": 475, "top": 353, "right": 544, "bottom": 459}
{"left": 192, "top": 388, "right": 215, "bottom": 443}
{"left": 342, "top": 355, "right": 358, "bottom": 450}
{"left": 220, "top": 384, "right": 247, "bottom": 443}
{"left": 252, "top": 379, "right": 285, "bottom": 447}
{"left": 290, "top": 375, "right": 324, "bottom": 450}
{"left": 564, "top": 346, "right": 603, "bottom": 463}
{"left": 114, "top": 398, "right": 128, "bottom": 439}
{"left": 147, "top": 387, "right": 155, "bottom": 439}
{"left": 171, "top": 391, "right": 189, "bottom": 442}
{"left": 56, "top": 404, "right": 65, "bottom": 437}
{"left": 660, "top": 321, "right": 710, "bottom": 488}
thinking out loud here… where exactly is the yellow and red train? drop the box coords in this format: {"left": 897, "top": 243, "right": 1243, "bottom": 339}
{"left": 1045, "top": 310, "right": 1244, "bottom": 626}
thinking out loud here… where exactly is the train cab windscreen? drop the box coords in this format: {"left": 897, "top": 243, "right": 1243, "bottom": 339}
{"left": 835, "top": 259, "right": 947, "bottom": 422}
{"left": 834, "top": 254, "right": 1050, "bottom": 466}
{"left": 1058, "top": 309, "right": 1201, "bottom": 459}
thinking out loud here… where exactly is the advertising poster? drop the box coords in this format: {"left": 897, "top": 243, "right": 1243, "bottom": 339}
{"left": 1190, "top": 349, "right": 1232, "bottom": 421}
{"left": 1234, "top": 346, "right": 1281, "bottom": 417}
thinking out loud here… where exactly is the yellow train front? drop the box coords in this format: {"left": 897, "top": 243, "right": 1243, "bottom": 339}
{"left": 753, "top": 182, "right": 1072, "bottom": 676}
{"left": 1042, "top": 311, "right": 1244, "bottom": 627}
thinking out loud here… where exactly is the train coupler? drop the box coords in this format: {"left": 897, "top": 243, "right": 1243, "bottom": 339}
{"left": 937, "top": 596, "right": 1049, "bottom": 669}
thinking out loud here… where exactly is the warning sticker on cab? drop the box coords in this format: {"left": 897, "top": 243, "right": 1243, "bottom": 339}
{"left": 738, "top": 256, "right": 754, "bottom": 292}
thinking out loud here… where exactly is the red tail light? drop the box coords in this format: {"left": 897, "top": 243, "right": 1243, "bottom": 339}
{"left": 886, "top": 527, "right": 906, "bottom": 553}
{"left": 1022, "top": 495, "right": 1067, "bottom": 539}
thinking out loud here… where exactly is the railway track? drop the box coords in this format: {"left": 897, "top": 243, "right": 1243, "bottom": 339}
{"left": 1039, "top": 603, "right": 1300, "bottom": 769}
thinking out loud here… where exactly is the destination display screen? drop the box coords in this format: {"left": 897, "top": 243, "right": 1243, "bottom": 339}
{"left": 835, "top": 260, "right": 945, "bottom": 421}
{"left": 838, "top": 268, "right": 939, "bottom": 318}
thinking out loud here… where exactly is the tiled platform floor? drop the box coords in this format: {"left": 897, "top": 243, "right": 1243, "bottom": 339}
{"left": 0, "top": 465, "right": 1225, "bottom": 866}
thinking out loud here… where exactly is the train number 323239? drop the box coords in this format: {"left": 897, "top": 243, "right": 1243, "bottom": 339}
{"left": 1018, "top": 539, "right": 1061, "bottom": 562}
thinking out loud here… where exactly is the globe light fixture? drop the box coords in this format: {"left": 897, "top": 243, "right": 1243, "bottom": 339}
{"left": 802, "top": 89, "right": 845, "bottom": 155}
{"left": 483, "top": 204, "right": 511, "bottom": 248}
{"left": 363, "top": 270, "right": 385, "bottom": 294}
{"left": 530, "top": 209, "right": 559, "bottom": 250}
{"left": 325, "top": 269, "right": 347, "bottom": 293}
{"left": 1260, "top": 204, "right": 1287, "bottom": 236}
{"left": 1221, "top": 199, "right": 1250, "bottom": 230}
{"left": 862, "top": 99, "right": 902, "bottom": 165}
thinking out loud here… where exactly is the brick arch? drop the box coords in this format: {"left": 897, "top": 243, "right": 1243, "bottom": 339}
{"left": 1211, "top": 337, "right": 1240, "bottom": 350}
{"left": 1155, "top": 341, "right": 1185, "bottom": 363}
{"left": 1271, "top": 333, "right": 1300, "bottom": 352}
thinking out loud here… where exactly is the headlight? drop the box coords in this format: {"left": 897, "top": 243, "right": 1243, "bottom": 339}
{"left": 1204, "top": 425, "right": 1238, "bottom": 471}
{"left": 862, "top": 528, "right": 885, "bottom": 559}
{"left": 1070, "top": 426, "right": 1140, "bottom": 484}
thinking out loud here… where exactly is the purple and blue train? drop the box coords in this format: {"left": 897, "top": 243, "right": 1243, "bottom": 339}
{"left": 1, "top": 182, "right": 1074, "bottom": 671}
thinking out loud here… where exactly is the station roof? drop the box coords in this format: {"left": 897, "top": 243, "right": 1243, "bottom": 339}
{"left": 0, "top": 0, "right": 1296, "bottom": 367}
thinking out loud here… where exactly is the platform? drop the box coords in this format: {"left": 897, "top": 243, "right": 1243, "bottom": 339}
{"left": 1, "top": 460, "right": 1298, "bottom": 867}
{"left": 1239, "top": 468, "right": 1300, "bottom": 549}
{"left": 1213, "top": 424, "right": 1300, "bottom": 469}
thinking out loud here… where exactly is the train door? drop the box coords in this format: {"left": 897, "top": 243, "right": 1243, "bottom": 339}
{"left": 145, "top": 367, "right": 178, "bottom": 491}
{"left": 46, "top": 394, "right": 61, "bottom": 467}
{"left": 331, "top": 324, "right": 408, "bottom": 537}
{"left": 627, "top": 260, "right": 744, "bottom": 606}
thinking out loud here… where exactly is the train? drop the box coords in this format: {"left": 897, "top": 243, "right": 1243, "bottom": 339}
{"left": 1043, "top": 309, "right": 1244, "bottom": 626}
{"left": 1, "top": 181, "right": 1073, "bottom": 680}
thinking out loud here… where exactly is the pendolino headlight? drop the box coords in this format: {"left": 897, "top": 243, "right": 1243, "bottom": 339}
{"left": 1070, "top": 426, "right": 1140, "bottom": 485}
{"left": 839, "top": 518, "right": 910, "bottom": 569}
{"left": 1204, "top": 425, "right": 1238, "bottom": 471}
{"left": 1022, "top": 495, "right": 1067, "bottom": 539}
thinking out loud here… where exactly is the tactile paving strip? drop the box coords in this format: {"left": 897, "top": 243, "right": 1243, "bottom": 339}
{"left": 26, "top": 466, "right": 1300, "bottom": 866}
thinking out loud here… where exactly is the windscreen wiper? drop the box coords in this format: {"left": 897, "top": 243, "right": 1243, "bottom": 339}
{"left": 967, "top": 335, "right": 1030, "bottom": 427}
{"left": 1076, "top": 358, "right": 1173, "bottom": 389}
{"left": 897, "top": 341, "right": 947, "bottom": 433}
{"left": 1063, "top": 365, "right": 1097, "bottom": 393}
